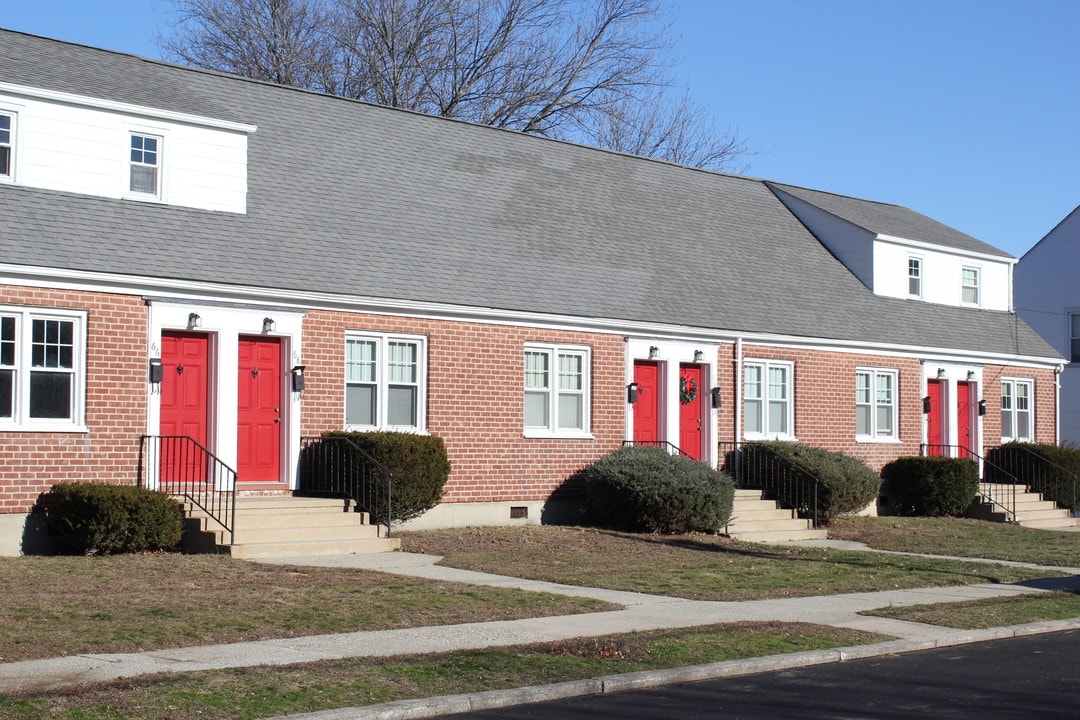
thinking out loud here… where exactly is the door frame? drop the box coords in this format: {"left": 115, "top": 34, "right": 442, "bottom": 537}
{"left": 923, "top": 365, "right": 982, "bottom": 459}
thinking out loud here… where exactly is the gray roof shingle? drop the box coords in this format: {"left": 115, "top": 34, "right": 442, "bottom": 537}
{"left": 0, "top": 29, "right": 1058, "bottom": 361}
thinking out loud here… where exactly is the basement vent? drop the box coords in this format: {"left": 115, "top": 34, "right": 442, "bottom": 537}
{"left": 510, "top": 506, "right": 528, "bottom": 520}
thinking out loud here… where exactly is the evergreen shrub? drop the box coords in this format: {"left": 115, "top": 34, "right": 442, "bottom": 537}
{"left": 45, "top": 482, "right": 184, "bottom": 555}
{"left": 881, "top": 456, "right": 979, "bottom": 516}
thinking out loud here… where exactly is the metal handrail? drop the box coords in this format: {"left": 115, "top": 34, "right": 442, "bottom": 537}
{"left": 298, "top": 435, "right": 394, "bottom": 538}
{"left": 921, "top": 444, "right": 1018, "bottom": 522}
{"left": 138, "top": 435, "right": 237, "bottom": 544}
{"left": 717, "top": 441, "right": 821, "bottom": 528}
{"left": 985, "top": 443, "right": 1079, "bottom": 513}
{"left": 621, "top": 439, "right": 697, "bottom": 460}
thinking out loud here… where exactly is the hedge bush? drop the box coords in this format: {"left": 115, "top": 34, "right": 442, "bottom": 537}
{"left": 323, "top": 430, "right": 450, "bottom": 524}
{"left": 44, "top": 482, "right": 184, "bottom": 555}
{"left": 985, "top": 442, "right": 1080, "bottom": 511}
{"left": 743, "top": 442, "right": 881, "bottom": 524}
{"left": 581, "top": 446, "right": 734, "bottom": 534}
{"left": 881, "top": 456, "right": 979, "bottom": 516}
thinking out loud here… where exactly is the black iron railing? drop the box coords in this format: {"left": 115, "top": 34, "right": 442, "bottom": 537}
{"left": 984, "top": 444, "right": 1079, "bottom": 513}
{"left": 921, "top": 444, "right": 1018, "bottom": 522}
{"left": 621, "top": 440, "right": 697, "bottom": 460}
{"left": 138, "top": 435, "right": 236, "bottom": 544}
{"left": 298, "top": 435, "right": 393, "bottom": 537}
{"left": 717, "top": 442, "right": 821, "bottom": 528}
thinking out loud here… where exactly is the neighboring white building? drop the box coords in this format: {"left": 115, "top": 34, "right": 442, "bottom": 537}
{"left": 1016, "top": 206, "right": 1080, "bottom": 443}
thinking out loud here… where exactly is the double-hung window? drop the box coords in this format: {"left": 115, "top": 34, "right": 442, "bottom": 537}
{"left": 524, "top": 344, "right": 590, "bottom": 437}
{"left": 0, "top": 112, "right": 13, "bottom": 179}
{"left": 907, "top": 257, "right": 922, "bottom": 298}
{"left": 0, "top": 307, "right": 86, "bottom": 429}
{"left": 743, "top": 360, "right": 793, "bottom": 438}
{"left": 855, "top": 368, "right": 897, "bottom": 440}
{"left": 344, "top": 333, "right": 426, "bottom": 431}
{"left": 1069, "top": 312, "right": 1080, "bottom": 363}
{"left": 129, "top": 133, "right": 161, "bottom": 196}
{"left": 1001, "top": 378, "right": 1033, "bottom": 442}
{"left": 961, "top": 267, "right": 980, "bottom": 305}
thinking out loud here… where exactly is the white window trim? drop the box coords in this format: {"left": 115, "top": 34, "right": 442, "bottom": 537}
{"left": 961, "top": 266, "right": 981, "bottom": 306}
{"left": 0, "top": 306, "right": 88, "bottom": 432}
{"left": 855, "top": 367, "right": 900, "bottom": 443}
{"left": 907, "top": 255, "right": 922, "bottom": 299}
{"left": 1000, "top": 377, "right": 1033, "bottom": 443}
{"left": 124, "top": 126, "right": 166, "bottom": 201}
{"left": 742, "top": 359, "right": 795, "bottom": 441}
{"left": 0, "top": 109, "right": 15, "bottom": 183}
{"left": 523, "top": 343, "right": 592, "bottom": 439}
{"left": 343, "top": 331, "right": 427, "bottom": 433}
{"left": 1067, "top": 310, "right": 1080, "bottom": 364}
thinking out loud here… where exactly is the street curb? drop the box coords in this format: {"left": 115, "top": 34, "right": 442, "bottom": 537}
{"left": 264, "top": 619, "right": 1080, "bottom": 720}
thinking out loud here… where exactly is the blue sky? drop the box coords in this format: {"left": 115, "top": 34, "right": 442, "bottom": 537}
{"left": 3, "top": 0, "right": 1077, "bottom": 258}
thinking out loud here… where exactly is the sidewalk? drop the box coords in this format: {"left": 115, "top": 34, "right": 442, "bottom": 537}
{"left": 2, "top": 542, "right": 1078, "bottom": 718}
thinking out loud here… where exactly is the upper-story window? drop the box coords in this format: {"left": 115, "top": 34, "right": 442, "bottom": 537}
{"left": 344, "top": 332, "right": 426, "bottom": 431}
{"left": 524, "top": 344, "right": 591, "bottom": 437}
{"left": 1070, "top": 312, "right": 1080, "bottom": 363}
{"left": 907, "top": 257, "right": 922, "bottom": 298}
{"left": 0, "top": 307, "right": 86, "bottom": 430}
{"left": 1001, "top": 378, "right": 1033, "bottom": 442}
{"left": 0, "top": 112, "right": 13, "bottom": 179}
{"left": 961, "top": 267, "right": 980, "bottom": 305}
{"left": 744, "top": 360, "right": 793, "bottom": 439}
{"left": 856, "top": 368, "right": 897, "bottom": 440}
{"left": 129, "top": 133, "right": 161, "bottom": 196}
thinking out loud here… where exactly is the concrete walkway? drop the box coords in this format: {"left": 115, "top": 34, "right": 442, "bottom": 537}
{"left": 1, "top": 542, "right": 1079, "bottom": 718}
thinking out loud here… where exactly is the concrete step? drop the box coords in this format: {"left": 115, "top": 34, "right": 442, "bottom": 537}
{"left": 726, "top": 489, "right": 825, "bottom": 543}
{"left": 1018, "top": 516, "right": 1080, "bottom": 529}
{"left": 229, "top": 537, "right": 401, "bottom": 559}
{"left": 727, "top": 517, "right": 816, "bottom": 532}
{"left": 232, "top": 523, "right": 384, "bottom": 544}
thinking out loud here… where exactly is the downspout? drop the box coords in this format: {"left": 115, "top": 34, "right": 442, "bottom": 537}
{"left": 734, "top": 337, "right": 744, "bottom": 445}
{"left": 1056, "top": 363, "right": 1064, "bottom": 444}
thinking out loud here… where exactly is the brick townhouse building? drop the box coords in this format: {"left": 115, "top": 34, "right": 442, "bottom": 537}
{"left": 0, "top": 29, "right": 1062, "bottom": 553}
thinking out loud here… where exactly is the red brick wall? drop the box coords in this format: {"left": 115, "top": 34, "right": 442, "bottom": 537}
{"left": 0, "top": 287, "right": 147, "bottom": 513}
{"left": 302, "top": 311, "right": 626, "bottom": 503}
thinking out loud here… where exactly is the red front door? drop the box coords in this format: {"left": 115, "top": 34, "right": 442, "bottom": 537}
{"left": 926, "top": 379, "right": 945, "bottom": 456}
{"left": 633, "top": 360, "right": 660, "bottom": 444}
{"left": 237, "top": 336, "right": 282, "bottom": 482}
{"left": 160, "top": 331, "right": 210, "bottom": 483}
{"left": 679, "top": 363, "right": 703, "bottom": 461}
{"left": 956, "top": 381, "right": 973, "bottom": 458}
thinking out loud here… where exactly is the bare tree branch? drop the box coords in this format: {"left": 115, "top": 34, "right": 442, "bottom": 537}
{"left": 161, "top": 0, "right": 749, "bottom": 170}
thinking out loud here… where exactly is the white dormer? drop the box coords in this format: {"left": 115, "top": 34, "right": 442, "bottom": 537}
{"left": 0, "top": 82, "right": 256, "bottom": 214}
{"left": 769, "top": 183, "right": 1015, "bottom": 312}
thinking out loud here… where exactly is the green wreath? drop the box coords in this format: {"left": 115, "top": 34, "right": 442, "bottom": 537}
{"left": 679, "top": 376, "right": 699, "bottom": 404}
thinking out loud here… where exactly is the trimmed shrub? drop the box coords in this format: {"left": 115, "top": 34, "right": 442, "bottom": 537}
{"left": 323, "top": 431, "right": 450, "bottom": 524}
{"left": 986, "top": 442, "right": 1080, "bottom": 511}
{"left": 581, "top": 446, "right": 734, "bottom": 534}
{"left": 881, "top": 456, "right": 979, "bottom": 517}
{"left": 44, "top": 482, "right": 184, "bottom": 555}
{"left": 744, "top": 442, "right": 881, "bottom": 524}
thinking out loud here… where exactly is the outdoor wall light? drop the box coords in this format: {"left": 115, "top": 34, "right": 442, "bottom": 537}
{"left": 694, "top": 349, "right": 705, "bottom": 362}
{"left": 187, "top": 312, "right": 201, "bottom": 329}
{"left": 967, "top": 370, "right": 977, "bottom": 381}
{"left": 936, "top": 368, "right": 947, "bottom": 378}
{"left": 627, "top": 382, "right": 640, "bottom": 404}
{"left": 648, "top": 346, "right": 659, "bottom": 359}
{"left": 922, "top": 396, "right": 932, "bottom": 414}
{"left": 262, "top": 317, "right": 276, "bottom": 334}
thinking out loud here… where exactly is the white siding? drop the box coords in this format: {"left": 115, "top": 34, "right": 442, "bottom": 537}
{"left": 0, "top": 90, "right": 249, "bottom": 213}
{"left": 875, "top": 239, "right": 1012, "bottom": 311}
{"left": 772, "top": 190, "right": 876, "bottom": 289}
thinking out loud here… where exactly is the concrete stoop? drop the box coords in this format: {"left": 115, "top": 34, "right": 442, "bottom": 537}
{"left": 182, "top": 495, "right": 401, "bottom": 558}
{"left": 970, "top": 483, "right": 1080, "bottom": 530}
{"left": 725, "top": 489, "right": 828, "bottom": 542}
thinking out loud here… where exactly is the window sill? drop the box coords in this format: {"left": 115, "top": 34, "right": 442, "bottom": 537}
{"left": 855, "top": 436, "right": 902, "bottom": 444}
{"left": 344, "top": 425, "right": 428, "bottom": 435}
{"left": 523, "top": 430, "right": 595, "bottom": 440}
{"left": 743, "top": 433, "right": 797, "bottom": 442}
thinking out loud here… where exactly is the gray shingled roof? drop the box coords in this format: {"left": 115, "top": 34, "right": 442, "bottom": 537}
{"left": 767, "top": 182, "right": 1013, "bottom": 259}
{"left": 0, "top": 29, "right": 1058, "bottom": 361}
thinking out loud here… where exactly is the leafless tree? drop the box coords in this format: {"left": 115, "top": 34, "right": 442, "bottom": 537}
{"left": 161, "top": 0, "right": 748, "bottom": 170}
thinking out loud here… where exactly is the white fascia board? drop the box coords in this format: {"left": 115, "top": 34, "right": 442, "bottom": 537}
{"left": 0, "top": 263, "right": 1060, "bottom": 370}
{"left": 0, "top": 82, "right": 258, "bottom": 134}
{"left": 875, "top": 233, "right": 1017, "bottom": 265}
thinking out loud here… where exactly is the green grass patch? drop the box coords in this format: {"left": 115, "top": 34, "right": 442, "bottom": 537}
{"left": 1, "top": 622, "right": 885, "bottom": 720}
{"left": 400, "top": 526, "right": 1059, "bottom": 601}
{"left": 829, "top": 516, "right": 1080, "bottom": 567}
{"left": 866, "top": 591, "right": 1080, "bottom": 629}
